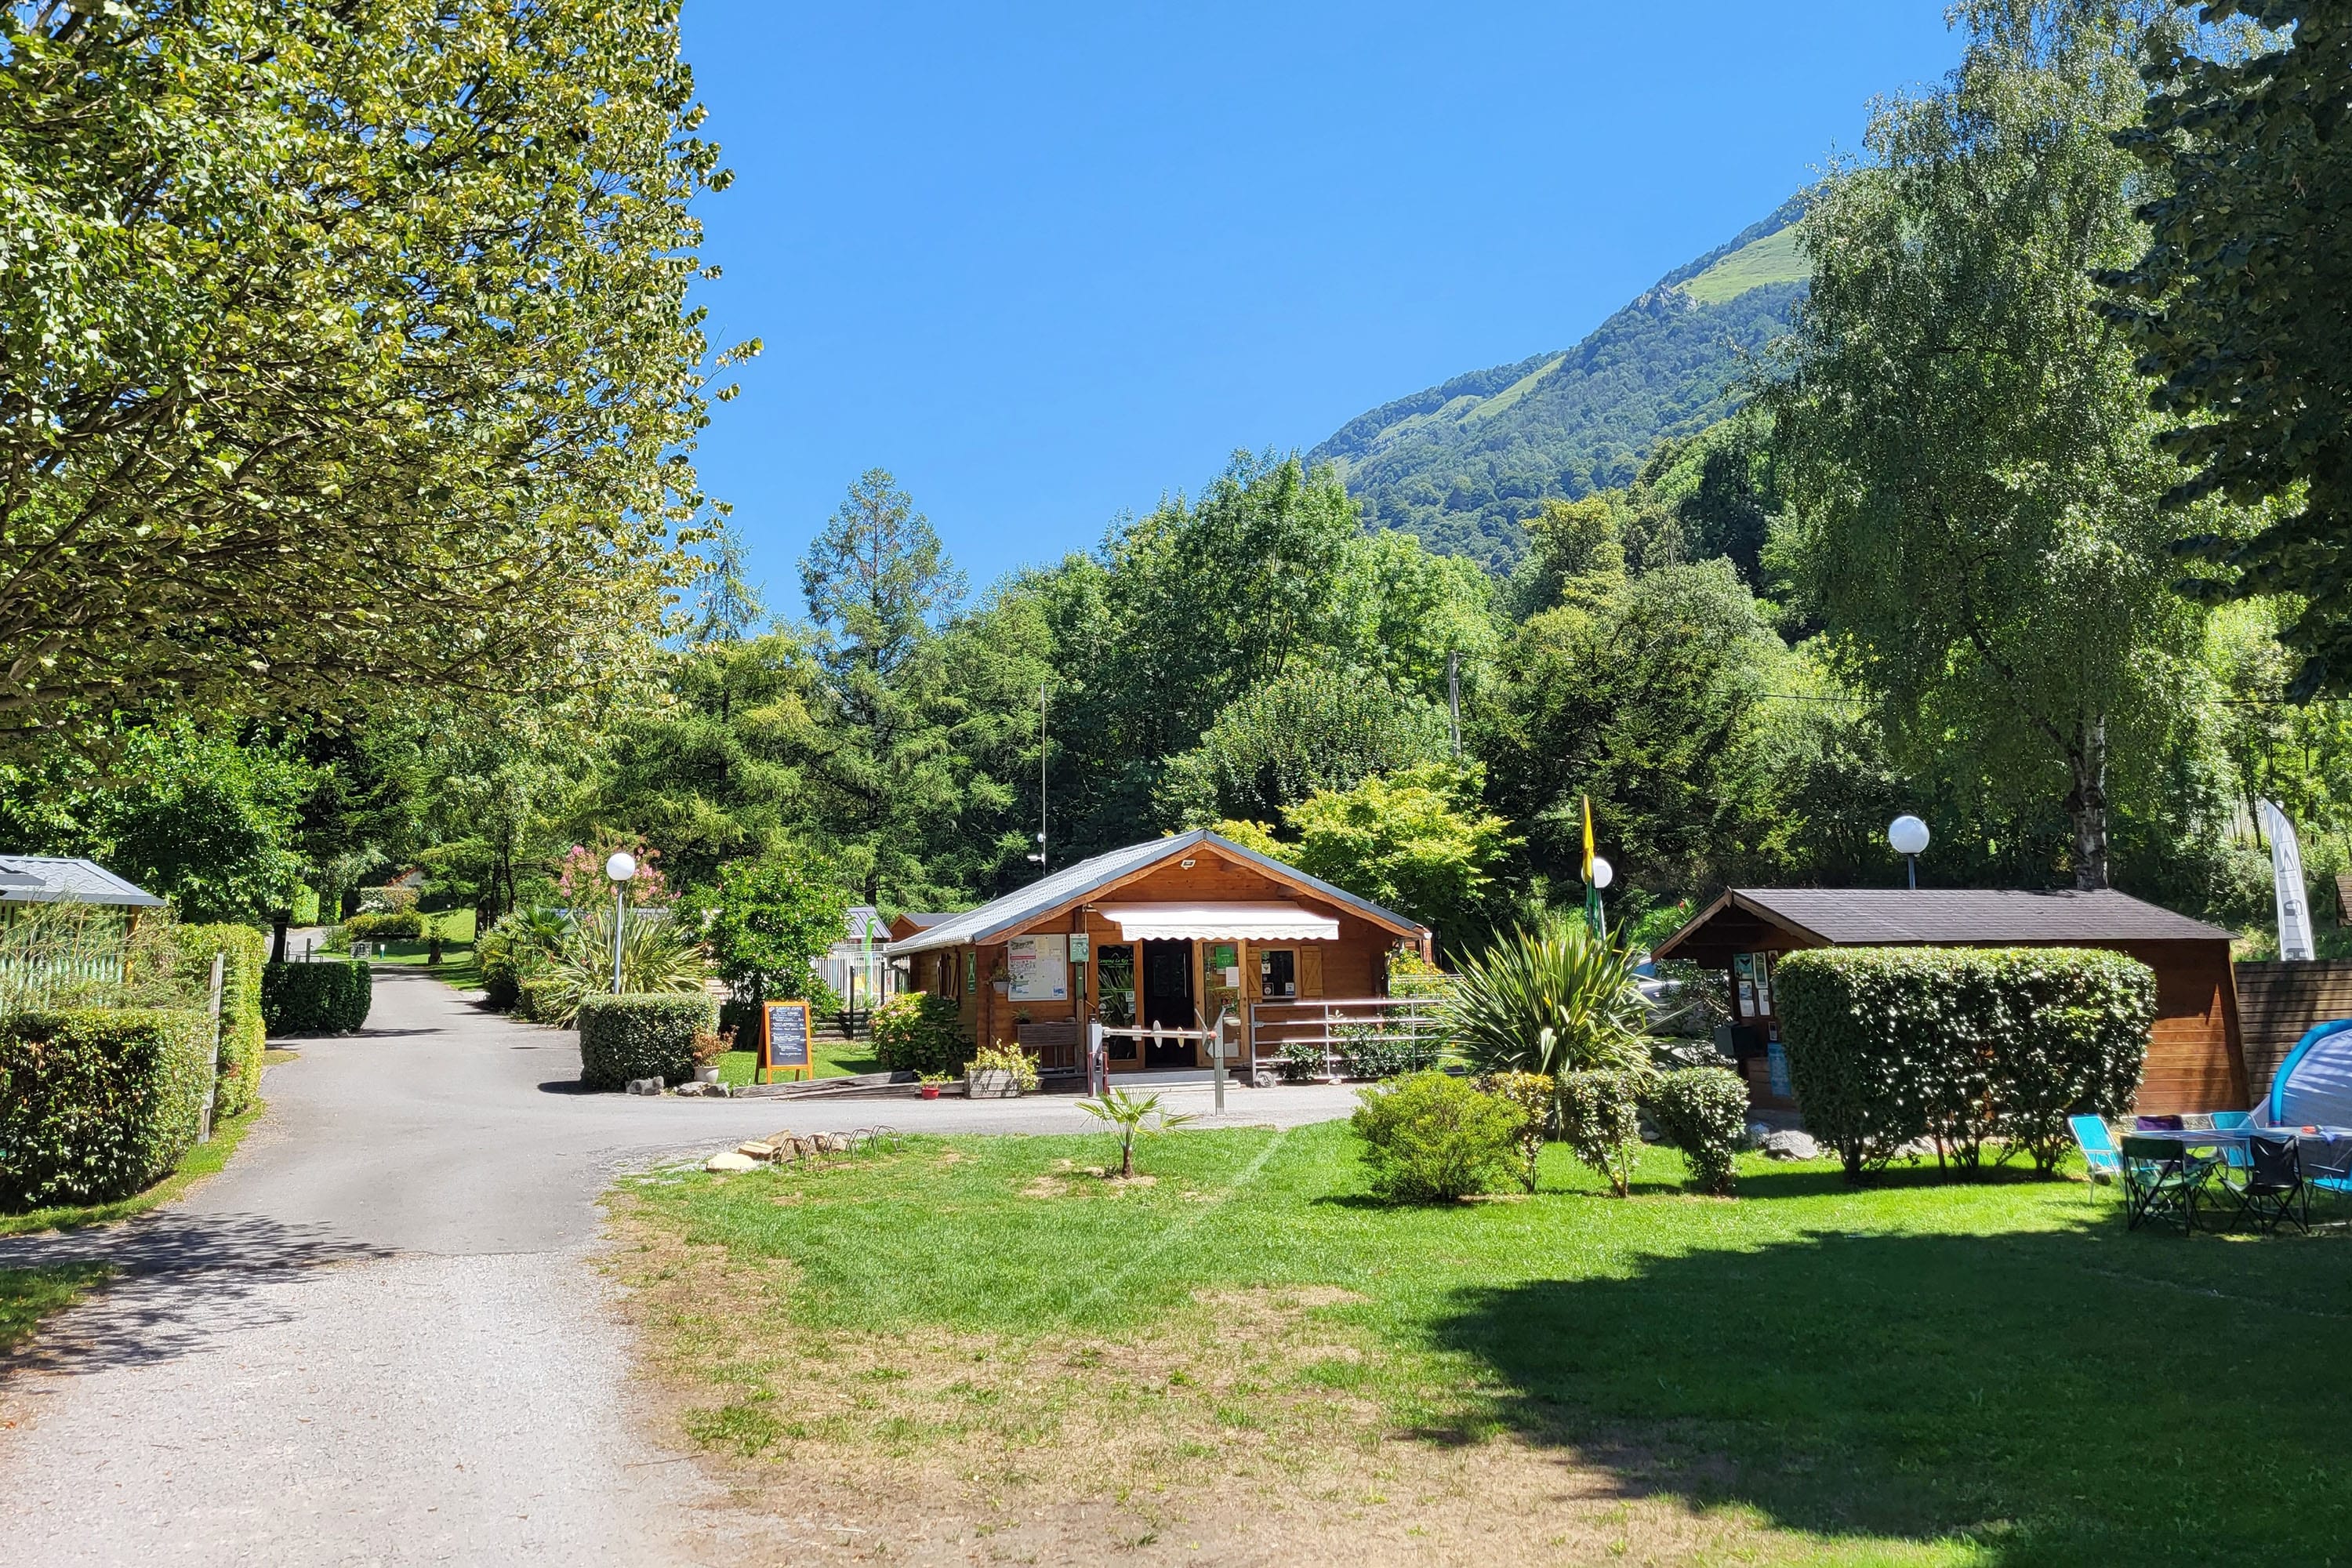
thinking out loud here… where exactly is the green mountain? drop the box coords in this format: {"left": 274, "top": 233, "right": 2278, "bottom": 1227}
{"left": 1308, "top": 201, "right": 1808, "bottom": 571}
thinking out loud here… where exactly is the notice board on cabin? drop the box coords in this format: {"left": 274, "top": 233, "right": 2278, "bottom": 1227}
{"left": 762, "top": 999, "right": 813, "bottom": 1082}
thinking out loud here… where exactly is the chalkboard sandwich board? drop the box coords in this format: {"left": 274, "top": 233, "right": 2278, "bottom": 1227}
{"left": 762, "top": 1000, "right": 813, "bottom": 1084}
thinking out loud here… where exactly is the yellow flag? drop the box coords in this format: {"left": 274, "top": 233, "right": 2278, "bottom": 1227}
{"left": 1581, "top": 794, "right": 1595, "bottom": 883}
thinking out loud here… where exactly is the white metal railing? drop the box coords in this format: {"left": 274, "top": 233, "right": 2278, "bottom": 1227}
{"left": 1246, "top": 995, "right": 1451, "bottom": 1082}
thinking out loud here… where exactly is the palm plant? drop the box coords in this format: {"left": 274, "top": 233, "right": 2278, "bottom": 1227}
{"left": 1076, "top": 1088, "right": 1198, "bottom": 1178}
{"left": 1450, "top": 920, "right": 1649, "bottom": 1078}
{"left": 539, "top": 902, "right": 710, "bottom": 1025}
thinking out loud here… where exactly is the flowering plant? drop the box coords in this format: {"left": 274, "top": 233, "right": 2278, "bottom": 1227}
{"left": 557, "top": 836, "right": 668, "bottom": 908}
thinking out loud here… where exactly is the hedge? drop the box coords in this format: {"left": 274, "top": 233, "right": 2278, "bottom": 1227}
{"left": 577, "top": 993, "right": 717, "bottom": 1091}
{"left": 0, "top": 1007, "right": 215, "bottom": 1210}
{"left": 871, "top": 992, "right": 971, "bottom": 1076}
{"left": 1773, "top": 946, "right": 2154, "bottom": 1182}
{"left": 342, "top": 909, "right": 423, "bottom": 942}
{"left": 1653, "top": 1065, "right": 1748, "bottom": 1196}
{"left": 179, "top": 923, "right": 269, "bottom": 1116}
{"left": 261, "top": 960, "right": 373, "bottom": 1034}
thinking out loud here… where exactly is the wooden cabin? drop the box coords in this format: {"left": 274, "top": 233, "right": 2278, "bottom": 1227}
{"left": 884, "top": 830, "right": 1431, "bottom": 1078}
{"left": 1651, "top": 887, "right": 2250, "bottom": 1116}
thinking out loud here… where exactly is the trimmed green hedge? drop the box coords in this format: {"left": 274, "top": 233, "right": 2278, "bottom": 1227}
{"left": 1774, "top": 946, "right": 2154, "bottom": 1182}
{"left": 261, "top": 960, "right": 373, "bottom": 1034}
{"left": 1653, "top": 1065, "right": 1748, "bottom": 1196}
{"left": 0, "top": 1007, "right": 215, "bottom": 1210}
{"left": 179, "top": 922, "right": 268, "bottom": 1116}
{"left": 342, "top": 910, "right": 423, "bottom": 942}
{"left": 871, "top": 992, "right": 971, "bottom": 1076}
{"left": 577, "top": 993, "right": 717, "bottom": 1091}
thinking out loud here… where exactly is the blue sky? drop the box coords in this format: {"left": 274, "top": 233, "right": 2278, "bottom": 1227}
{"left": 679, "top": 2, "right": 1967, "bottom": 608}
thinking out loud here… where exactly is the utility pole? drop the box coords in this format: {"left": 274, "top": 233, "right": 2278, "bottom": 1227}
{"left": 1028, "top": 682, "right": 1048, "bottom": 877}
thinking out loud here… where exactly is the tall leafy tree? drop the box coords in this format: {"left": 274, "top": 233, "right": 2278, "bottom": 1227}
{"left": 0, "top": 2, "right": 742, "bottom": 740}
{"left": 1766, "top": 0, "right": 2213, "bottom": 890}
{"left": 2097, "top": 4, "right": 2352, "bottom": 696}
{"left": 798, "top": 470, "right": 966, "bottom": 904}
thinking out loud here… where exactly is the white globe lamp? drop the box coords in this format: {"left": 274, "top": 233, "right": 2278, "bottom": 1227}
{"left": 604, "top": 851, "right": 637, "bottom": 993}
{"left": 1888, "top": 815, "right": 1930, "bottom": 889}
{"left": 1589, "top": 856, "right": 1614, "bottom": 891}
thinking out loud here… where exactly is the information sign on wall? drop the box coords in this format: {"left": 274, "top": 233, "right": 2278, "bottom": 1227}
{"left": 1006, "top": 935, "right": 1069, "bottom": 1002}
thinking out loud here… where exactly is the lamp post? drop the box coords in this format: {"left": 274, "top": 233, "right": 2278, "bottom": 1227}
{"left": 604, "top": 851, "right": 637, "bottom": 993}
{"left": 1587, "top": 855, "right": 1613, "bottom": 938}
{"left": 1887, "top": 815, "right": 1929, "bottom": 890}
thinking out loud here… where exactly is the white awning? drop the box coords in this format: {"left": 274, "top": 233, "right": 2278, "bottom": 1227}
{"left": 1096, "top": 902, "right": 1340, "bottom": 942}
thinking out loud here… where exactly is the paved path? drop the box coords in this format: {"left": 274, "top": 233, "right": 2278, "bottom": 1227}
{"left": 0, "top": 968, "right": 1355, "bottom": 1566}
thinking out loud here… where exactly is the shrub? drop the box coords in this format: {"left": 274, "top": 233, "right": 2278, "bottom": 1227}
{"left": 1482, "top": 1069, "right": 1555, "bottom": 1192}
{"left": 343, "top": 909, "right": 424, "bottom": 942}
{"left": 969, "top": 1040, "right": 1040, "bottom": 1092}
{"left": 476, "top": 906, "right": 567, "bottom": 1011}
{"left": 1774, "top": 946, "right": 2154, "bottom": 1183}
{"left": 1338, "top": 1021, "right": 1443, "bottom": 1079}
{"left": 1276, "top": 1038, "right": 1327, "bottom": 1082}
{"left": 1653, "top": 1065, "right": 1748, "bottom": 1196}
{"left": 178, "top": 922, "right": 268, "bottom": 1116}
{"left": 1559, "top": 1069, "right": 1648, "bottom": 1196}
{"left": 577, "top": 993, "right": 718, "bottom": 1091}
{"left": 261, "top": 960, "right": 373, "bottom": 1034}
{"left": 1350, "top": 1070, "right": 1521, "bottom": 1202}
{"left": 516, "top": 975, "right": 570, "bottom": 1024}
{"left": 1450, "top": 921, "right": 1649, "bottom": 1077}
{"left": 0, "top": 1007, "right": 216, "bottom": 1210}
{"left": 534, "top": 903, "right": 708, "bottom": 1025}
{"left": 871, "top": 993, "right": 971, "bottom": 1076}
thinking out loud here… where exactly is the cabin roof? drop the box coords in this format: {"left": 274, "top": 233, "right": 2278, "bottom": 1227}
{"left": 0, "top": 856, "right": 166, "bottom": 909}
{"left": 1653, "top": 886, "right": 2233, "bottom": 965}
{"left": 883, "top": 830, "right": 1426, "bottom": 956}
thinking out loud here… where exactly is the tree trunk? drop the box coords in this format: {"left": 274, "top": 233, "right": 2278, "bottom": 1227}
{"left": 270, "top": 917, "right": 289, "bottom": 964}
{"left": 2063, "top": 716, "right": 2111, "bottom": 891}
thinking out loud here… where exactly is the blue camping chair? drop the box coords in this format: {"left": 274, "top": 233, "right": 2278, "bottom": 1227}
{"left": 2208, "top": 1109, "right": 2257, "bottom": 1176}
{"left": 2071, "top": 1115, "right": 2123, "bottom": 1191}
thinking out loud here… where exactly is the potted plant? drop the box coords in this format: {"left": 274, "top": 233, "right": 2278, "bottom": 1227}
{"left": 919, "top": 1072, "right": 949, "bottom": 1100}
{"left": 965, "top": 1041, "right": 1039, "bottom": 1100}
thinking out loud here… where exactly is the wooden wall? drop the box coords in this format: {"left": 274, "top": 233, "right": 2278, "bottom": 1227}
{"left": 2234, "top": 959, "right": 2352, "bottom": 1106}
{"left": 916, "top": 847, "right": 1415, "bottom": 1069}
{"left": 2113, "top": 938, "right": 2248, "bottom": 1116}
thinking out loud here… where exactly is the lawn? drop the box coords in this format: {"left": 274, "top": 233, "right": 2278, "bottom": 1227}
{"left": 710, "top": 1040, "right": 882, "bottom": 1086}
{"left": 612, "top": 1121, "right": 2352, "bottom": 1567}
{"left": 0, "top": 1263, "right": 111, "bottom": 1355}
{"left": 354, "top": 909, "right": 481, "bottom": 989}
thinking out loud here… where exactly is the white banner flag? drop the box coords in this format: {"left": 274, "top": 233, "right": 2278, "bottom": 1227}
{"left": 2259, "top": 799, "right": 2316, "bottom": 961}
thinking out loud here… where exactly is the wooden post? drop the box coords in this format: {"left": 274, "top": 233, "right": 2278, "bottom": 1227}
{"left": 200, "top": 952, "right": 224, "bottom": 1143}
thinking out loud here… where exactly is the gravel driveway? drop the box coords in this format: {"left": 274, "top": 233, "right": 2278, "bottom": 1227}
{"left": 0, "top": 968, "right": 1356, "bottom": 1566}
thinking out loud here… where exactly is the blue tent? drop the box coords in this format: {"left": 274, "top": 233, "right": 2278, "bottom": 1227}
{"left": 2266, "top": 1018, "right": 2352, "bottom": 1127}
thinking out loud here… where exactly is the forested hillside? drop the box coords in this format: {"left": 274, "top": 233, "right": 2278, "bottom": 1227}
{"left": 1310, "top": 202, "right": 1808, "bottom": 571}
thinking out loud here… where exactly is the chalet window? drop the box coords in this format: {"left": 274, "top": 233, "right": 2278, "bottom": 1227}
{"left": 1258, "top": 948, "right": 1297, "bottom": 999}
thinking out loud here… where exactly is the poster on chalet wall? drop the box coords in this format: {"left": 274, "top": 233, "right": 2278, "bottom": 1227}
{"left": 1007, "top": 935, "right": 1068, "bottom": 1002}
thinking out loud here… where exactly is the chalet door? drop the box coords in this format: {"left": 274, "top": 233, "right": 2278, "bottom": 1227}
{"left": 1141, "top": 938, "right": 1195, "bottom": 1066}
{"left": 1096, "top": 943, "right": 1138, "bottom": 1064}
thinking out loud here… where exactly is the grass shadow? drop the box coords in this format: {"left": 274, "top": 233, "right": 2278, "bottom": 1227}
{"left": 1428, "top": 1219, "right": 2352, "bottom": 1565}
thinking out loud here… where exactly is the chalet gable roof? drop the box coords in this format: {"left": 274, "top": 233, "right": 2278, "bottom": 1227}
{"left": 883, "top": 831, "right": 1426, "bottom": 956}
{"left": 1653, "top": 886, "right": 2232, "bottom": 964}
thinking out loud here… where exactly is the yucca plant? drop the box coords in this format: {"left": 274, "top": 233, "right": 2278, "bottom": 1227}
{"left": 539, "top": 902, "right": 710, "bottom": 1025}
{"left": 1450, "top": 920, "right": 1649, "bottom": 1078}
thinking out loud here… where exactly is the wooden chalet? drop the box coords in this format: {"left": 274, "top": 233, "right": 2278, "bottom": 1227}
{"left": 884, "top": 830, "right": 1432, "bottom": 1079}
{"left": 1651, "top": 887, "right": 2250, "bottom": 1116}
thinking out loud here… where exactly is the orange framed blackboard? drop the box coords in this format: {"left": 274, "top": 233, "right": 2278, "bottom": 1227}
{"left": 762, "top": 1000, "right": 813, "bottom": 1083}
